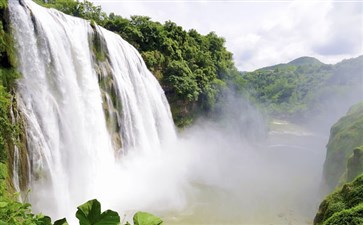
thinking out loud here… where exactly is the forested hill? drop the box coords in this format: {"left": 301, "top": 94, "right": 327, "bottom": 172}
{"left": 257, "top": 56, "right": 324, "bottom": 71}
{"left": 240, "top": 55, "right": 363, "bottom": 121}
{"left": 34, "top": 0, "right": 240, "bottom": 127}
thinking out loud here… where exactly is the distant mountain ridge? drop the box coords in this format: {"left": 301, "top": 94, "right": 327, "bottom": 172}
{"left": 256, "top": 56, "right": 325, "bottom": 72}
{"left": 288, "top": 56, "right": 324, "bottom": 66}
{"left": 239, "top": 55, "right": 363, "bottom": 120}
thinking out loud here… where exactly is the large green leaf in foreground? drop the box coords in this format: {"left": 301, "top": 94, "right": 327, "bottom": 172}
{"left": 76, "top": 199, "right": 120, "bottom": 225}
{"left": 133, "top": 211, "right": 163, "bottom": 225}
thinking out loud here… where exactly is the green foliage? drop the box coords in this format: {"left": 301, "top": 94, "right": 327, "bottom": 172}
{"left": 76, "top": 199, "right": 120, "bottom": 225}
{"left": 106, "top": 15, "right": 236, "bottom": 125}
{"left": 238, "top": 56, "right": 363, "bottom": 120}
{"left": 0, "top": 0, "right": 7, "bottom": 9}
{"left": 323, "top": 101, "right": 363, "bottom": 190}
{"left": 314, "top": 175, "right": 363, "bottom": 225}
{"left": 0, "top": 162, "right": 53, "bottom": 225}
{"left": 323, "top": 203, "right": 363, "bottom": 225}
{"left": 0, "top": 0, "right": 22, "bottom": 165}
{"left": 34, "top": 0, "right": 107, "bottom": 26}
{"left": 0, "top": 201, "right": 52, "bottom": 225}
{"left": 133, "top": 212, "right": 163, "bottom": 225}
{"left": 34, "top": 0, "right": 238, "bottom": 127}
{"left": 288, "top": 56, "right": 323, "bottom": 67}
{"left": 0, "top": 85, "right": 10, "bottom": 163}
{"left": 166, "top": 60, "right": 200, "bottom": 101}
{"left": 54, "top": 218, "right": 69, "bottom": 225}
{"left": 0, "top": 180, "right": 162, "bottom": 225}
{"left": 51, "top": 199, "right": 163, "bottom": 225}
{"left": 0, "top": 68, "right": 20, "bottom": 91}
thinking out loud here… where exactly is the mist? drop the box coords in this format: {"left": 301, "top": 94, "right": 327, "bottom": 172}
{"left": 163, "top": 93, "right": 327, "bottom": 224}
{"left": 37, "top": 92, "right": 329, "bottom": 225}
{"left": 9, "top": 1, "right": 362, "bottom": 224}
{"left": 64, "top": 74, "right": 361, "bottom": 225}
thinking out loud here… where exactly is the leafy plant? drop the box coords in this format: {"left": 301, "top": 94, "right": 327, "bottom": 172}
{"left": 133, "top": 212, "right": 163, "bottom": 225}
{"left": 48, "top": 199, "right": 164, "bottom": 225}
{"left": 76, "top": 199, "right": 120, "bottom": 225}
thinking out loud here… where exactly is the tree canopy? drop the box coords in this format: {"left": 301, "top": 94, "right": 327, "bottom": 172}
{"left": 35, "top": 0, "right": 239, "bottom": 127}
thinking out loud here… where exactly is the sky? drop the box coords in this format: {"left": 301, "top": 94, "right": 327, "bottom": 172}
{"left": 90, "top": 0, "right": 363, "bottom": 71}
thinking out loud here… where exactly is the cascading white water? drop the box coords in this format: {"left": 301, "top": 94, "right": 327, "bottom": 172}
{"left": 7, "top": 1, "right": 328, "bottom": 224}
{"left": 9, "top": 0, "right": 176, "bottom": 219}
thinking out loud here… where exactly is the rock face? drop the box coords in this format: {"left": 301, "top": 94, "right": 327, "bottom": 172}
{"left": 347, "top": 147, "right": 363, "bottom": 183}
{"left": 322, "top": 101, "right": 363, "bottom": 190}
{"left": 314, "top": 175, "right": 363, "bottom": 225}
{"left": 314, "top": 101, "right": 363, "bottom": 225}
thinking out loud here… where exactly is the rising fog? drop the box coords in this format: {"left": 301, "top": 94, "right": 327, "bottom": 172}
{"left": 28, "top": 82, "right": 363, "bottom": 225}
{"left": 53, "top": 92, "right": 329, "bottom": 225}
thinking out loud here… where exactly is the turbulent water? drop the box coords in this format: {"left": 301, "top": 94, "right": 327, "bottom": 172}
{"left": 8, "top": 1, "right": 328, "bottom": 224}
{"left": 9, "top": 0, "right": 176, "bottom": 219}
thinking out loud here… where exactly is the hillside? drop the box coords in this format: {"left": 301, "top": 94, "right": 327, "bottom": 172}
{"left": 314, "top": 101, "right": 363, "bottom": 225}
{"left": 240, "top": 56, "right": 363, "bottom": 120}
{"left": 323, "top": 101, "right": 363, "bottom": 190}
{"left": 288, "top": 56, "right": 324, "bottom": 67}
{"left": 257, "top": 56, "right": 324, "bottom": 71}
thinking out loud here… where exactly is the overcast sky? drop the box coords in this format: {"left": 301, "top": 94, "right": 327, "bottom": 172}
{"left": 90, "top": 0, "right": 363, "bottom": 71}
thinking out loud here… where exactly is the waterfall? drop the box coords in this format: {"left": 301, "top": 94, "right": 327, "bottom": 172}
{"left": 9, "top": 0, "right": 176, "bottom": 218}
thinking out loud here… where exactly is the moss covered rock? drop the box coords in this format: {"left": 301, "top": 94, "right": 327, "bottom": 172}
{"left": 323, "top": 203, "right": 363, "bottom": 225}
{"left": 314, "top": 175, "right": 363, "bottom": 225}
{"left": 347, "top": 146, "right": 363, "bottom": 182}
{"left": 323, "top": 101, "right": 363, "bottom": 190}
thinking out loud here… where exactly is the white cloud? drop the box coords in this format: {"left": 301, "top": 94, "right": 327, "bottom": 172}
{"left": 91, "top": 0, "right": 363, "bottom": 71}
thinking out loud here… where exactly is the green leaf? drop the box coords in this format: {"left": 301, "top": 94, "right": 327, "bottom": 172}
{"left": 76, "top": 199, "right": 101, "bottom": 225}
{"left": 54, "top": 218, "right": 69, "bottom": 225}
{"left": 94, "top": 210, "right": 120, "bottom": 225}
{"left": 133, "top": 212, "right": 163, "bottom": 225}
{"left": 0, "top": 202, "right": 8, "bottom": 207}
{"left": 0, "top": 163, "right": 7, "bottom": 179}
{"left": 36, "top": 215, "right": 52, "bottom": 225}
{"left": 76, "top": 199, "right": 120, "bottom": 225}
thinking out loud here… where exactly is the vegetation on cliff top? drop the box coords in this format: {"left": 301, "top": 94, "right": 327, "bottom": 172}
{"left": 34, "top": 0, "right": 240, "bottom": 127}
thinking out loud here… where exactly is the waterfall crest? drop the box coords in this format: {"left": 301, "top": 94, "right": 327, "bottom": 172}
{"left": 9, "top": 0, "right": 176, "bottom": 218}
